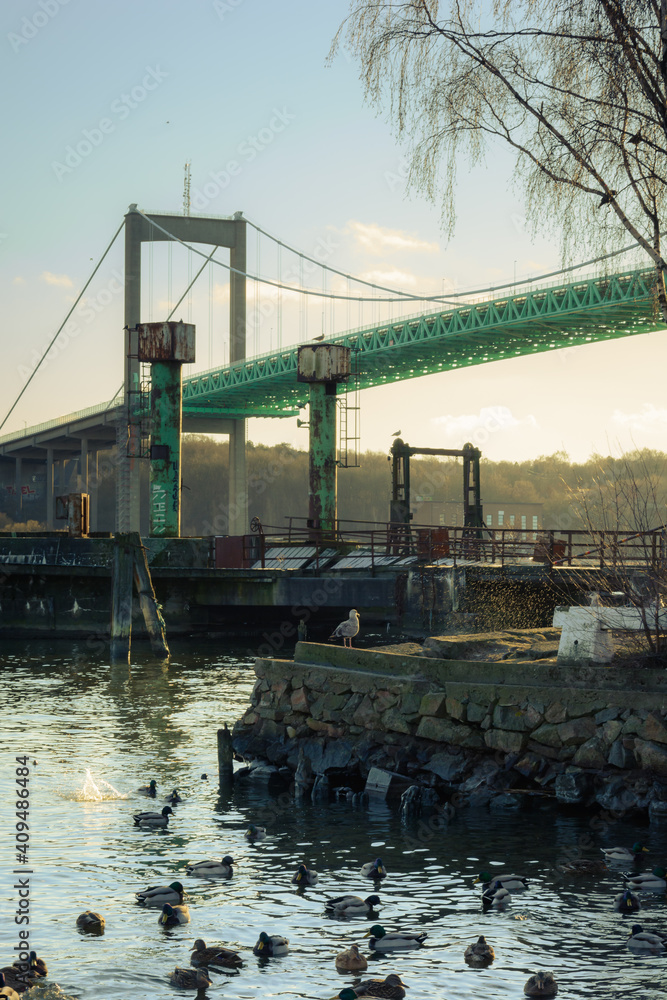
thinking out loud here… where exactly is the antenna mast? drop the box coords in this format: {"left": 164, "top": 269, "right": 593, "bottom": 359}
{"left": 183, "top": 161, "right": 191, "bottom": 216}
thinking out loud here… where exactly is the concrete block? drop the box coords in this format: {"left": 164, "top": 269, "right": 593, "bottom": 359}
{"left": 364, "top": 766, "right": 411, "bottom": 800}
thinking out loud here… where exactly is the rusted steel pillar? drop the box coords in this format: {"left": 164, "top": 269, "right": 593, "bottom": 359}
{"left": 111, "top": 532, "right": 134, "bottom": 664}
{"left": 136, "top": 322, "right": 195, "bottom": 538}
{"left": 307, "top": 381, "right": 337, "bottom": 531}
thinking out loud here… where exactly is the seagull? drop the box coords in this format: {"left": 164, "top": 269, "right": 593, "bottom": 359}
{"left": 312, "top": 334, "right": 325, "bottom": 342}
{"left": 329, "top": 609, "right": 360, "bottom": 647}
{"left": 391, "top": 429, "right": 401, "bottom": 437}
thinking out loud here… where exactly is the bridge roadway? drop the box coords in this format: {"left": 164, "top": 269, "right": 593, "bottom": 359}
{"left": 0, "top": 265, "right": 662, "bottom": 523}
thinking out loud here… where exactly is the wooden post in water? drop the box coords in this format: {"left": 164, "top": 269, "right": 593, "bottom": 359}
{"left": 217, "top": 724, "right": 234, "bottom": 789}
{"left": 132, "top": 532, "right": 170, "bottom": 659}
{"left": 111, "top": 532, "right": 134, "bottom": 663}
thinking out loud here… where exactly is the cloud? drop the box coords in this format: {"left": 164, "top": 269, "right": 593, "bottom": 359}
{"left": 343, "top": 220, "right": 439, "bottom": 255}
{"left": 612, "top": 403, "right": 667, "bottom": 432}
{"left": 359, "top": 268, "right": 418, "bottom": 287}
{"left": 41, "top": 271, "right": 73, "bottom": 288}
{"left": 433, "top": 405, "right": 539, "bottom": 440}
{"left": 12, "top": 276, "right": 25, "bottom": 285}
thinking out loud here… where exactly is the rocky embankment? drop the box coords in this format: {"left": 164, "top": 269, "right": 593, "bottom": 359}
{"left": 232, "top": 630, "right": 667, "bottom": 822}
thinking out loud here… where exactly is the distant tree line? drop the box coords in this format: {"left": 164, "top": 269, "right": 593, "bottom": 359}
{"left": 1, "top": 438, "right": 665, "bottom": 536}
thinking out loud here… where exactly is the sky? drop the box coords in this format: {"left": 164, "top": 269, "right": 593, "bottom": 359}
{"left": 1, "top": 0, "right": 665, "bottom": 464}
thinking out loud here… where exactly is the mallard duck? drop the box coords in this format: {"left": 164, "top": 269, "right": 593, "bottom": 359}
{"left": 133, "top": 805, "right": 173, "bottom": 828}
{"left": 475, "top": 871, "right": 528, "bottom": 890}
{"left": 623, "top": 866, "right": 667, "bottom": 891}
{"left": 601, "top": 842, "right": 649, "bottom": 862}
{"left": 169, "top": 967, "right": 211, "bottom": 990}
{"left": 325, "top": 894, "right": 383, "bottom": 917}
{"left": 76, "top": 911, "right": 105, "bottom": 933}
{"left": 0, "top": 969, "right": 25, "bottom": 996}
{"left": 361, "top": 858, "right": 386, "bottom": 880}
{"left": 253, "top": 931, "right": 289, "bottom": 956}
{"left": 136, "top": 881, "right": 185, "bottom": 907}
{"left": 190, "top": 938, "right": 243, "bottom": 969}
{"left": 557, "top": 858, "right": 607, "bottom": 875}
{"left": 464, "top": 935, "right": 495, "bottom": 965}
{"left": 482, "top": 885, "right": 511, "bottom": 909}
{"left": 292, "top": 863, "right": 318, "bottom": 887}
{"left": 245, "top": 823, "right": 267, "bottom": 842}
{"left": 137, "top": 779, "right": 157, "bottom": 797}
{"left": 165, "top": 788, "right": 182, "bottom": 804}
{"left": 335, "top": 944, "right": 368, "bottom": 972}
{"left": 524, "top": 971, "right": 558, "bottom": 996}
{"left": 186, "top": 855, "right": 234, "bottom": 877}
{"left": 331, "top": 973, "right": 407, "bottom": 999}
{"left": 159, "top": 903, "right": 190, "bottom": 926}
{"left": 26, "top": 953, "right": 46, "bottom": 978}
{"left": 627, "top": 923, "right": 667, "bottom": 953}
{"left": 0, "top": 973, "right": 19, "bottom": 1000}
{"left": 364, "top": 924, "right": 427, "bottom": 951}
{"left": 613, "top": 889, "right": 641, "bottom": 914}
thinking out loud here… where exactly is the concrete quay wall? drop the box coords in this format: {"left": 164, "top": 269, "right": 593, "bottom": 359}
{"left": 232, "top": 642, "right": 667, "bottom": 818}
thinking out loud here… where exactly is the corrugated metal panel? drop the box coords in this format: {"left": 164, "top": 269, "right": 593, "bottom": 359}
{"left": 334, "top": 549, "right": 400, "bottom": 569}
{"left": 251, "top": 546, "right": 318, "bottom": 570}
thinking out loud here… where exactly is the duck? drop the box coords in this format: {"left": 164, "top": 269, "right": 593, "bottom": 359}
{"left": 136, "top": 881, "right": 185, "bottom": 907}
{"left": 601, "top": 842, "right": 649, "bottom": 862}
{"left": 253, "top": 931, "right": 289, "bottom": 956}
{"left": 190, "top": 938, "right": 243, "bottom": 969}
{"left": 331, "top": 973, "right": 407, "bottom": 999}
{"left": 482, "top": 885, "right": 511, "bottom": 909}
{"left": 475, "top": 871, "right": 528, "bottom": 891}
{"left": 464, "top": 935, "right": 495, "bottom": 965}
{"left": 137, "top": 779, "right": 157, "bottom": 797}
{"left": 133, "top": 805, "right": 173, "bottom": 828}
{"left": 325, "top": 894, "right": 383, "bottom": 917}
{"left": 613, "top": 889, "right": 641, "bottom": 914}
{"left": 0, "top": 973, "right": 19, "bottom": 1000}
{"left": 292, "top": 863, "right": 318, "bottom": 887}
{"left": 245, "top": 823, "right": 267, "bottom": 842}
{"left": 165, "top": 788, "right": 182, "bottom": 804}
{"left": 158, "top": 903, "right": 190, "bottom": 926}
{"left": 361, "top": 858, "right": 386, "bottom": 880}
{"left": 364, "top": 924, "right": 427, "bottom": 951}
{"left": 169, "top": 967, "right": 212, "bottom": 990}
{"left": 627, "top": 923, "right": 667, "bottom": 953}
{"left": 76, "top": 911, "right": 105, "bottom": 933}
{"left": 623, "top": 866, "right": 667, "bottom": 890}
{"left": 186, "top": 855, "right": 234, "bottom": 877}
{"left": 26, "top": 953, "right": 46, "bottom": 978}
{"left": 557, "top": 858, "right": 607, "bottom": 875}
{"left": 0, "top": 970, "right": 25, "bottom": 996}
{"left": 524, "top": 971, "right": 558, "bottom": 996}
{"left": 335, "top": 944, "right": 368, "bottom": 972}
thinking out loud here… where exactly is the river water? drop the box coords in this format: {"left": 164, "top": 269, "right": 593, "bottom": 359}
{"left": 2, "top": 639, "right": 666, "bottom": 999}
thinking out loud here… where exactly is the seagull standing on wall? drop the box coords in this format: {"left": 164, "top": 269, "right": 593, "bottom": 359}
{"left": 329, "top": 609, "right": 360, "bottom": 647}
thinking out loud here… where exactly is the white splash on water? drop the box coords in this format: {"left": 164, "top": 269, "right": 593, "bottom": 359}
{"left": 64, "top": 769, "right": 127, "bottom": 801}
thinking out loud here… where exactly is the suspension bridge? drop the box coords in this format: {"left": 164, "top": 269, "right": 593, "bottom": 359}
{"left": 0, "top": 205, "right": 663, "bottom": 535}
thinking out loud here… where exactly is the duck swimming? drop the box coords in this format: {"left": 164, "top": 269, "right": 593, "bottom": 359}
{"left": 524, "top": 971, "right": 558, "bottom": 996}
{"left": 464, "top": 935, "right": 495, "bottom": 965}
{"left": 325, "top": 894, "right": 382, "bottom": 917}
{"left": 169, "top": 967, "right": 212, "bottom": 990}
{"left": 335, "top": 944, "right": 368, "bottom": 972}
{"left": 0, "top": 973, "right": 19, "bottom": 1000}
{"left": 361, "top": 858, "right": 386, "bottom": 880}
{"left": 613, "top": 889, "right": 641, "bottom": 914}
{"left": 159, "top": 903, "right": 190, "bottom": 926}
{"left": 190, "top": 938, "right": 243, "bottom": 969}
{"left": 332, "top": 973, "right": 407, "bottom": 999}
{"left": 245, "top": 823, "right": 267, "bottom": 842}
{"left": 135, "top": 881, "right": 185, "bottom": 907}
{"left": 475, "top": 871, "right": 528, "bottom": 890}
{"left": 627, "top": 924, "right": 667, "bottom": 953}
{"left": 482, "top": 885, "right": 511, "bottom": 909}
{"left": 137, "top": 779, "right": 157, "bottom": 797}
{"left": 133, "top": 805, "right": 173, "bottom": 828}
{"left": 364, "top": 925, "right": 427, "bottom": 951}
{"left": 601, "top": 842, "right": 649, "bottom": 862}
{"left": 253, "top": 932, "right": 289, "bottom": 956}
{"left": 76, "top": 911, "right": 105, "bottom": 933}
{"left": 624, "top": 866, "right": 667, "bottom": 891}
{"left": 186, "top": 855, "right": 234, "bottom": 877}
{"left": 165, "top": 788, "right": 182, "bottom": 804}
{"left": 292, "top": 863, "right": 318, "bottom": 887}
{"left": 557, "top": 858, "right": 607, "bottom": 875}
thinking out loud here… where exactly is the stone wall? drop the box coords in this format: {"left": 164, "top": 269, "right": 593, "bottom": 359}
{"left": 232, "top": 641, "right": 667, "bottom": 818}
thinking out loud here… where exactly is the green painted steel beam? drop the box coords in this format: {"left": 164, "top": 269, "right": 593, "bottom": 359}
{"left": 180, "top": 267, "right": 662, "bottom": 416}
